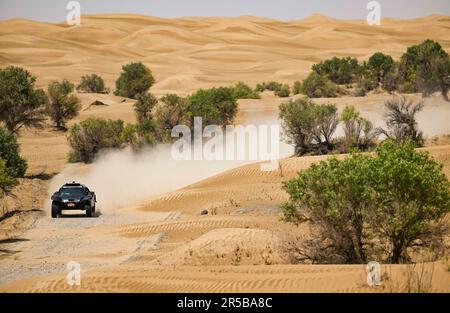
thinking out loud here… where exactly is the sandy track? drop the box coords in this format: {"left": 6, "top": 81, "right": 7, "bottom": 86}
{"left": 1, "top": 143, "right": 450, "bottom": 292}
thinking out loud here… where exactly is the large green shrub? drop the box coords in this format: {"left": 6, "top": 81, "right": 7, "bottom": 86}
{"left": 0, "top": 158, "right": 16, "bottom": 196}
{"left": 188, "top": 87, "right": 238, "bottom": 126}
{"left": 275, "top": 84, "right": 291, "bottom": 97}
{"left": 77, "top": 74, "right": 107, "bottom": 93}
{"left": 231, "top": 82, "right": 260, "bottom": 99}
{"left": 47, "top": 80, "right": 81, "bottom": 130}
{"left": 134, "top": 93, "right": 158, "bottom": 124}
{"left": 312, "top": 57, "right": 360, "bottom": 84}
{"left": 279, "top": 98, "right": 338, "bottom": 155}
{"left": 367, "top": 52, "right": 395, "bottom": 84}
{"left": 114, "top": 62, "right": 155, "bottom": 99}
{"left": 0, "top": 66, "right": 47, "bottom": 133}
{"left": 155, "top": 94, "right": 191, "bottom": 141}
{"left": 0, "top": 127, "right": 27, "bottom": 178}
{"left": 399, "top": 39, "right": 450, "bottom": 98}
{"left": 300, "top": 72, "right": 338, "bottom": 98}
{"left": 282, "top": 141, "right": 450, "bottom": 264}
{"left": 67, "top": 118, "right": 125, "bottom": 163}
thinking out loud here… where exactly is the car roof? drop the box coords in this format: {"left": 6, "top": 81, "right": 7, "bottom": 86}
{"left": 61, "top": 182, "right": 86, "bottom": 188}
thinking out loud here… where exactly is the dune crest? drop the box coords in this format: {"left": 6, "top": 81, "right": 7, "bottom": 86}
{"left": 1, "top": 14, "right": 449, "bottom": 93}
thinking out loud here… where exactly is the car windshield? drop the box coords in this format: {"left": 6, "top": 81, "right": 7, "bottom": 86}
{"left": 60, "top": 187, "right": 85, "bottom": 197}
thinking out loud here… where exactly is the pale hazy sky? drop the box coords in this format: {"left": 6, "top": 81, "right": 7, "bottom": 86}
{"left": 0, "top": 0, "right": 449, "bottom": 21}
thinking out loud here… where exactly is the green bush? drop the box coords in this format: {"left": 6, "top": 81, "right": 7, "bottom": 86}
{"left": 114, "top": 62, "right": 155, "bottom": 99}
{"left": 67, "top": 118, "right": 125, "bottom": 163}
{"left": 0, "top": 127, "right": 27, "bottom": 178}
{"left": 312, "top": 57, "right": 360, "bottom": 84}
{"left": 399, "top": 39, "right": 450, "bottom": 98}
{"left": 340, "top": 105, "right": 376, "bottom": 151}
{"left": 77, "top": 74, "right": 107, "bottom": 93}
{"left": 188, "top": 87, "right": 238, "bottom": 126}
{"left": 367, "top": 52, "right": 395, "bottom": 84}
{"left": 255, "top": 81, "right": 283, "bottom": 93}
{"left": 275, "top": 84, "right": 291, "bottom": 97}
{"left": 0, "top": 66, "right": 47, "bottom": 133}
{"left": 300, "top": 72, "right": 337, "bottom": 98}
{"left": 279, "top": 98, "right": 338, "bottom": 155}
{"left": 155, "top": 94, "right": 191, "bottom": 141}
{"left": 134, "top": 93, "right": 158, "bottom": 124}
{"left": 382, "top": 63, "right": 401, "bottom": 93}
{"left": 292, "top": 80, "right": 302, "bottom": 95}
{"left": 120, "top": 120, "right": 156, "bottom": 150}
{"left": 47, "top": 80, "right": 81, "bottom": 130}
{"left": 282, "top": 141, "right": 450, "bottom": 264}
{"left": 0, "top": 158, "right": 16, "bottom": 196}
{"left": 231, "top": 82, "right": 260, "bottom": 99}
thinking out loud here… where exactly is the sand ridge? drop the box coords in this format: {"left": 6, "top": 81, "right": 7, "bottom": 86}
{"left": 1, "top": 14, "right": 450, "bottom": 94}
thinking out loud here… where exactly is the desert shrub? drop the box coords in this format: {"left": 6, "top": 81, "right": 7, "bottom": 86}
{"left": 264, "top": 81, "right": 283, "bottom": 92}
{"left": 429, "top": 54, "right": 450, "bottom": 101}
{"left": 0, "top": 158, "right": 16, "bottom": 196}
{"left": 255, "top": 83, "right": 265, "bottom": 92}
{"left": 399, "top": 40, "right": 450, "bottom": 98}
{"left": 255, "top": 81, "right": 283, "bottom": 93}
{"left": 0, "top": 66, "right": 47, "bottom": 133}
{"left": 231, "top": 82, "right": 260, "bottom": 99}
{"left": 382, "top": 63, "right": 401, "bottom": 93}
{"left": 274, "top": 84, "right": 291, "bottom": 97}
{"left": 114, "top": 62, "right": 155, "bottom": 99}
{"left": 134, "top": 93, "right": 158, "bottom": 124}
{"left": 279, "top": 98, "right": 338, "bottom": 155}
{"left": 300, "top": 72, "right": 337, "bottom": 98}
{"left": 47, "top": 80, "right": 81, "bottom": 130}
{"left": 312, "top": 56, "right": 360, "bottom": 84}
{"left": 376, "top": 97, "right": 424, "bottom": 147}
{"left": 67, "top": 118, "right": 124, "bottom": 163}
{"left": 292, "top": 80, "right": 302, "bottom": 95}
{"left": 120, "top": 120, "right": 157, "bottom": 150}
{"left": 188, "top": 87, "right": 238, "bottom": 126}
{"left": 356, "top": 74, "right": 378, "bottom": 93}
{"left": 0, "top": 127, "right": 27, "bottom": 178}
{"left": 340, "top": 105, "right": 376, "bottom": 151}
{"left": 77, "top": 74, "right": 107, "bottom": 93}
{"left": 282, "top": 141, "right": 450, "bottom": 264}
{"left": 367, "top": 52, "right": 395, "bottom": 84}
{"left": 155, "top": 94, "right": 191, "bottom": 141}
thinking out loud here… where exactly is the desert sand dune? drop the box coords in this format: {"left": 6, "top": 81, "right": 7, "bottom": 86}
{"left": 1, "top": 14, "right": 450, "bottom": 93}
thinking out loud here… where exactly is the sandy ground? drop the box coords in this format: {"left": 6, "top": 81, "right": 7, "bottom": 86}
{"left": 0, "top": 14, "right": 450, "bottom": 292}
{"left": 0, "top": 91, "right": 449, "bottom": 292}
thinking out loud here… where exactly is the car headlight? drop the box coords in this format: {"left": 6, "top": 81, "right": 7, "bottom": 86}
{"left": 62, "top": 199, "right": 69, "bottom": 203}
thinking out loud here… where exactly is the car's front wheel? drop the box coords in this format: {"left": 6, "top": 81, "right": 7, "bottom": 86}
{"left": 85, "top": 204, "right": 93, "bottom": 217}
{"left": 51, "top": 205, "right": 59, "bottom": 218}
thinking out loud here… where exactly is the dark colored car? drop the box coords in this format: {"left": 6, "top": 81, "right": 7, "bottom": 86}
{"left": 51, "top": 182, "right": 97, "bottom": 218}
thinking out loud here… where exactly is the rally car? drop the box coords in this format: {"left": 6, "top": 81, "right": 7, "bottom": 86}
{"left": 50, "top": 182, "right": 96, "bottom": 218}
